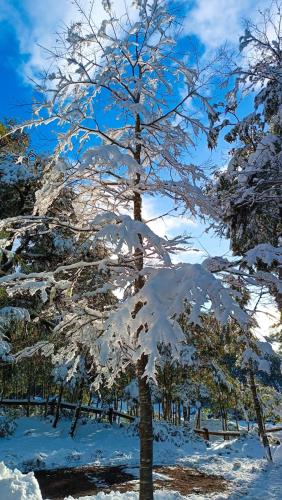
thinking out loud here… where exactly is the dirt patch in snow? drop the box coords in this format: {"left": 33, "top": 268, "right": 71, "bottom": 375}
{"left": 35, "top": 465, "right": 228, "bottom": 499}
{"left": 106, "top": 466, "right": 228, "bottom": 496}
{"left": 35, "top": 465, "right": 135, "bottom": 499}
{"left": 156, "top": 466, "right": 228, "bottom": 496}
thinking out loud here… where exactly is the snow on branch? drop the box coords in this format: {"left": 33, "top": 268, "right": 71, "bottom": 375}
{"left": 241, "top": 340, "right": 275, "bottom": 375}
{"left": 243, "top": 244, "right": 282, "bottom": 267}
{"left": 97, "top": 263, "right": 250, "bottom": 381}
{"left": 85, "top": 145, "right": 142, "bottom": 177}
{"left": 0, "top": 307, "right": 30, "bottom": 361}
{"left": 15, "top": 341, "right": 54, "bottom": 361}
{"left": 0, "top": 307, "right": 30, "bottom": 332}
{"left": 91, "top": 212, "right": 183, "bottom": 264}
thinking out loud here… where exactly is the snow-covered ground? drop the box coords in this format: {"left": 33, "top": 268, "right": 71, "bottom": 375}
{"left": 0, "top": 462, "right": 42, "bottom": 500}
{"left": 0, "top": 416, "right": 281, "bottom": 499}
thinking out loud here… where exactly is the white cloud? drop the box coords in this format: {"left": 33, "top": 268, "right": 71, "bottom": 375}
{"left": 184, "top": 0, "right": 266, "bottom": 50}
{"left": 0, "top": 0, "right": 134, "bottom": 80}
{"left": 1, "top": 0, "right": 276, "bottom": 81}
{"left": 142, "top": 197, "right": 197, "bottom": 239}
{"left": 1, "top": 0, "right": 75, "bottom": 78}
{"left": 142, "top": 197, "right": 204, "bottom": 264}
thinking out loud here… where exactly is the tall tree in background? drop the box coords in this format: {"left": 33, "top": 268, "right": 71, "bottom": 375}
{"left": 0, "top": 121, "right": 41, "bottom": 219}
{"left": 210, "top": 3, "right": 282, "bottom": 310}
{"left": 0, "top": 121, "right": 111, "bottom": 401}
{"left": 0, "top": 122, "right": 42, "bottom": 363}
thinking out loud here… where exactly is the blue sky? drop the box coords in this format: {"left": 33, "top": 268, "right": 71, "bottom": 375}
{"left": 0, "top": 23, "right": 30, "bottom": 119}
{"left": 0, "top": 0, "right": 265, "bottom": 254}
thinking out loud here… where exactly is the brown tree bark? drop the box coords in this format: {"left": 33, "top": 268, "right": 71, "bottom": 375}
{"left": 44, "top": 395, "right": 49, "bottom": 419}
{"left": 183, "top": 405, "right": 187, "bottom": 423}
{"left": 195, "top": 408, "right": 201, "bottom": 429}
{"left": 235, "top": 404, "right": 240, "bottom": 431}
{"left": 249, "top": 367, "right": 272, "bottom": 461}
{"left": 187, "top": 404, "right": 191, "bottom": 423}
{"left": 26, "top": 362, "right": 33, "bottom": 417}
{"left": 69, "top": 381, "right": 84, "bottom": 437}
{"left": 133, "top": 99, "right": 154, "bottom": 498}
{"left": 177, "top": 400, "right": 181, "bottom": 426}
{"left": 52, "top": 383, "right": 64, "bottom": 428}
{"left": 137, "top": 355, "right": 153, "bottom": 500}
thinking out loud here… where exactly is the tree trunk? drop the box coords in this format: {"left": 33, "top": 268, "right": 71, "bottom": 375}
{"left": 69, "top": 402, "right": 82, "bottom": 437}
{"left": 178, "top": 401, "right": 181, "bottom": 426}
{"left": 88, "top": 391, "right": 92, "bottom": 406}
{"left": 183, "top": 405, "right": 187, "bottom": 424}
{"left": 187, "top": 404, "right": 191, "bottom": 422}
{"left": 26, "top": 378, "right": 31, "bottom": 417}
{"left": 113, "top": 395, "right": 118, "bottom": 423}
{"left": 235, "top": 405, "right": 240, "bottom": 431}
{"left": 133, "top": 86, "right": 154, "bottom": 496}
{"left": 133, "top": 107, "right": 153, "bottom": 498}
{"left": 137, "top": 355, "right": 153, "bottom": 500}
{"left": 249, "top": 368, "right": 272, "bottom": 461}
{"left": 69, "top": 381, "right": 84, "bottom": 437}
{"left": 223, "top": 410, "right": 229, "bottom": 440}
{"left": 53, "top": 383, "right": 64, "bottom": 429}
{"left": 44, "top": 395, "right": 49, "bottom": 419}
{"left": 195, "top": 408, "right": 201, "bottom": 429}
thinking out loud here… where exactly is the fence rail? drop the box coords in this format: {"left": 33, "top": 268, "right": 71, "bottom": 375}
{"left": 194, "top": 428, "right": 243, "bottom": 440}
{"left": 0, "top": 398, "right": 135, "bottom": 422}
{"left": 1, "top": 399, "right": 281, "bottom": 434}
{"left": 265, "top": 426, "right": 282, "bottom": 433}
{"left": 194, "top": 425, "right": 282, "bottom": 440}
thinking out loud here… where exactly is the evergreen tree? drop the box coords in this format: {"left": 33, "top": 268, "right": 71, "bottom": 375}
{"left": 209, "top": 4, "right": 282, "bottom": 312}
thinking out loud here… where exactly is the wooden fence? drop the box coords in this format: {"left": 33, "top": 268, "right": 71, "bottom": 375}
{"left": 194, "top": 426, "right": 282, "bottom": 441}
{"left": 194, "top": 428, "right": 242, "bottom": 440}
{"left": 1, "top": 399, "right": 281, "bottom": 436}
{"left": 0, "top": 398, "right": 135, "bottom": 422}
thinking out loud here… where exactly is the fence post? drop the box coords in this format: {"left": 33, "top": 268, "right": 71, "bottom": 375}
{"left": 108, "top": 407, "right": 113, "bottom": 424}
{"left": 203, "top": 427, "right": 209, "bottom": 441}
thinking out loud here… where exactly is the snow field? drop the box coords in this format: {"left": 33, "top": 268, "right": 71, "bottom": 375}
{"left": 0, "top": 417, "right": 281, "bottom": 499}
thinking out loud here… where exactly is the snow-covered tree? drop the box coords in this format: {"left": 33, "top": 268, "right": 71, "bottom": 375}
{"left": 0, "top": 127, "right": 112, "bottom": 405}
{"left": 210, "top": 4, "right": 282, "bottom": 310}
{"left": 0, "top": 122, "right": 41, "bottom": 364}
{"left": 0, "top": 121, "right": 42, "bottom": 219}
{"left": 0, "top": 1, "right": 254, "bottom": 496}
